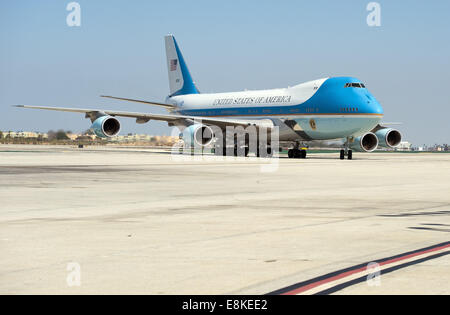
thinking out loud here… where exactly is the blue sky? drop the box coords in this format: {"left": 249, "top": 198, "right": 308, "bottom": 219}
{"left": 1, "top": 0, "right": 449, "bottom": 145}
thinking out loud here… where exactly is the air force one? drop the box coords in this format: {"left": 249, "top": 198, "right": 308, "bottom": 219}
{"left": 15, "top": 35, "right": 402, "bottom": 160}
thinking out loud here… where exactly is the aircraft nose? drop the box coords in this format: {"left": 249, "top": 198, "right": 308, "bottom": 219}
{"left": 364, "top": 93, "right": 383, "bottom": 115}
{"left": 371, "top": 99, "right": 383, "bottom": 115}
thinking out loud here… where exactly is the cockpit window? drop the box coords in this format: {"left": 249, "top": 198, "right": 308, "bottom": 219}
{"left": 345, "top": 83, "right": 365, "bottom": 88}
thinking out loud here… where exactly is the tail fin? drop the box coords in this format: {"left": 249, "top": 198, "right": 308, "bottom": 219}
{"left": 165, "top": 35, "right": 200, "bottom": 97}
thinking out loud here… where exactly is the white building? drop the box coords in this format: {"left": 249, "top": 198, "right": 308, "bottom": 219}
{"left": 1, "top": 131, "right": 48, "bottom": 139}
{"left": 396, "top": 141, "right": 412, "bottom": 151}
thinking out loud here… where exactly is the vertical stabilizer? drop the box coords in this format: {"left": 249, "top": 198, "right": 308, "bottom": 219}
{"left": 164, "top": 35, "right": 200, "bottom": 97}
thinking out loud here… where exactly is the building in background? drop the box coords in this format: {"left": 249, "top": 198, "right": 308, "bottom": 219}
{"left": 0, "top": 131, "right": 48, "bottom": 139}
{"left": 396, "top": 141, "right": 412, "bottom": 151}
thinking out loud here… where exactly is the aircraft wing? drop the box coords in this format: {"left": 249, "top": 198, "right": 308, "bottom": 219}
{"left": 100, "top": 95, "right": 176, "bottom": 110}
{"left": 13, "top": 105, "right": 274, "bottom": 129}
{"left": 371, "top": 123, "right": 402, "bottom": 132}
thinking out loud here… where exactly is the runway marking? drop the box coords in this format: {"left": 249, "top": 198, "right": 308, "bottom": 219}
{"left": 267, "top": 241, "right": 450, "bottom": 295}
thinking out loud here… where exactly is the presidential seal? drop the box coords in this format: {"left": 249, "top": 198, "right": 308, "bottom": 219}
{"left": 309, "top": 119, "right": 317, "bottom": 130}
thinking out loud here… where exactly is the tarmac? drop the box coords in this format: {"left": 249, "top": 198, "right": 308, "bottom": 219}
{"left": 0, "top": 144, "right": 449, "bottom": 295}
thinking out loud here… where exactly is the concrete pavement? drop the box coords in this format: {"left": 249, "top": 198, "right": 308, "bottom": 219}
{"left": 0, "top": 145, "right": 448, "bottom": 294}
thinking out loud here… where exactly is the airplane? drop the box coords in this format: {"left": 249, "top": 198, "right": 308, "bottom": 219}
{"left": 15, "top": 34, "right": 402, "bottom": 160}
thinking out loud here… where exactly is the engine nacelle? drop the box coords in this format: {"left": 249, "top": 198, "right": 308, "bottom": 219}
{"left": 181, "top": 124, "right": 214, "bottom": 147}
{"left": 350, "top": 132, "right": 379, "bottom": 152}
{"left": 91, "top": 116, "right": 121, "bottom": 138}
{"left": 375, "top": 128, "right": 402, "bottom": 148}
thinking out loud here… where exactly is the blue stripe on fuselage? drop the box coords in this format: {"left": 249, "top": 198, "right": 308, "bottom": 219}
{"left": 175, "top": 77, "right": 383, "bottom": 117}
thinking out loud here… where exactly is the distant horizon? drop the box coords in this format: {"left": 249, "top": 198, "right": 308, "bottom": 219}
{"left": 1, "top": 129, "right": 447, "bottom": 148}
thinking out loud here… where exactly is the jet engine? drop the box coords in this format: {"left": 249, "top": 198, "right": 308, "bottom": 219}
{"left": 375, "top": 128, "right": 402, "bottom": 148}
{"left": 181, "top": 124, "right": 214, "bottom": 147}
{"left": 91, "top": 116, "right": 121, "bottom": 138}
{"left": 350, "top": 132, "right": 379, "bottom": 152}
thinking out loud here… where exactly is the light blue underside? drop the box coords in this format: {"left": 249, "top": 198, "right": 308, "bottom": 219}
{"left": 293, "top": 116, "right": 382, "bottom": 139}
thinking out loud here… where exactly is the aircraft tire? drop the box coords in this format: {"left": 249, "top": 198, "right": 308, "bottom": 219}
{"left": 288, "top": 149, "right": 294, "bottom": 158}
{"left": 300, "top": 149, "right": 307, "bottom": 159}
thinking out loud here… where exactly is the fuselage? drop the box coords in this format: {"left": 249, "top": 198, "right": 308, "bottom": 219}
{"left": 166, "top": 77, "right": 383, "bottom": 141}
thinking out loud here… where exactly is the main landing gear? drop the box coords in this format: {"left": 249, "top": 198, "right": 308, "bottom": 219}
{"left": 340, "top": 138, "right": 352, "bottom": 160}
{"left": 214, "top": 137, "right": 271, "bottom": 158}
{"left": 288, "top": 142, "right": 307, "bottom": 159}
{"left": 339, "top": 149, "right": 352, "bottom": 160}
{"left": 288, "top": 148, "right": 307, "bottom": 159}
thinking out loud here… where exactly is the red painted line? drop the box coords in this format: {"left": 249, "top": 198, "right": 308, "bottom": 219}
{"left": 281, "top": 266, "right": 367, "bottom": 295}
{"left": 378, "top": 243, "right": 450, "bottom": 268}
{"left": 282, "top": 243, "right": 450, "bottom": 295}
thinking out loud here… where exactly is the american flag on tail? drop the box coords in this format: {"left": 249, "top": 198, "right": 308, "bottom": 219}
{"left": 170, "top": 59, "right": 178, "bottom": 71}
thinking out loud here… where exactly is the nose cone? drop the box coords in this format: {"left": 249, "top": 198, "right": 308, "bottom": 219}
{"left": 329, "top": 77, "right": 383, "bottom": 115}
{"left": 364, "top": 91, "right": 384, "bottom": 115}
{"left": 309, "top": 77, "right": 384, "bottom": 116}
{"left": 361, "top": 90, "right": 383, "bottom": 115}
